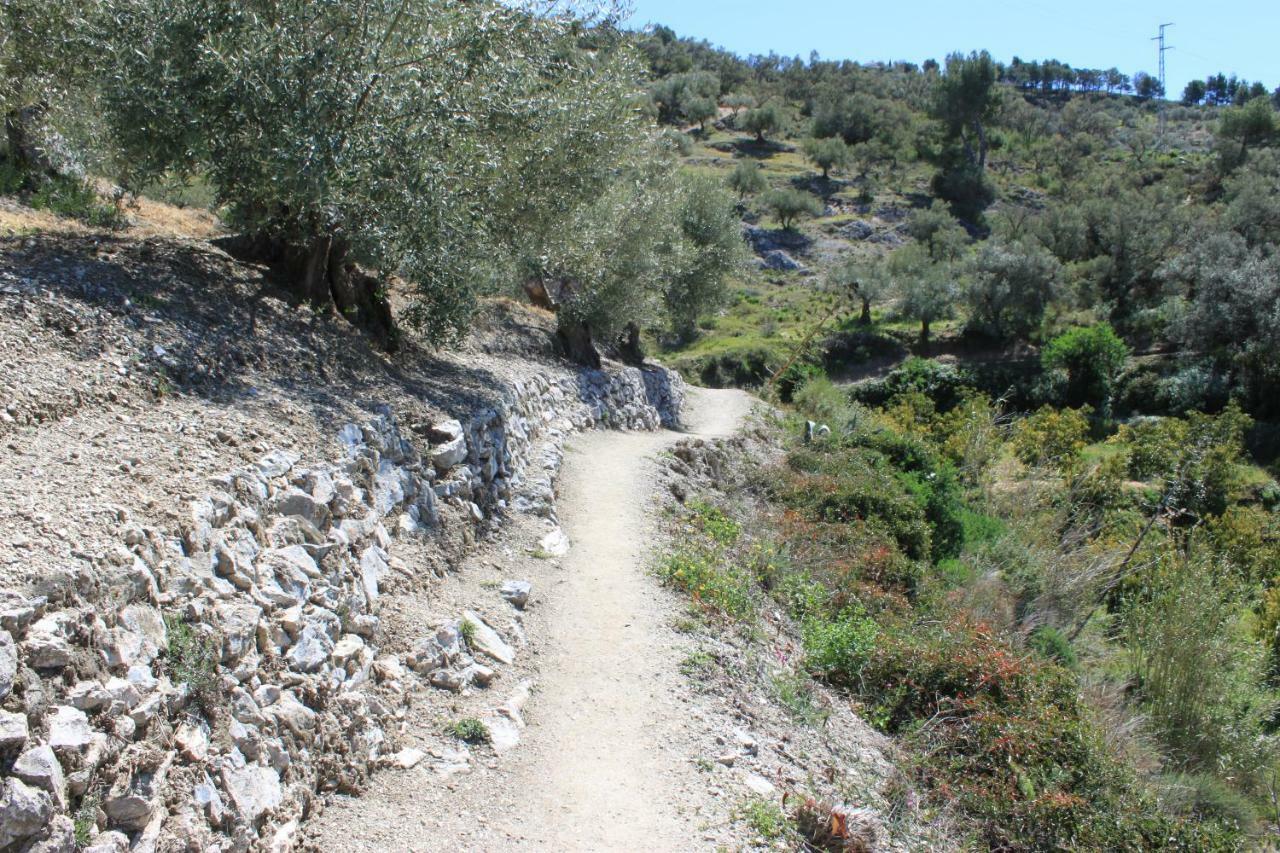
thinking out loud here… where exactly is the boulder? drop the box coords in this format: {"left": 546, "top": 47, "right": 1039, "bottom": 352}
{"left": 24, "top": 615, "right": 72, "bottom": 669}
{"left": 13, "top": 743, "right": 66, "bottom": 807}
{"left": 538, "top": 528, "right": 569, "bottom": 557}
{"left": 0, "top": 708, "right": 29, "bottom": 750}
{"left": 500, "top": 581, "right": 532, "bottom": 609}
{"left": 273, "top": 488, "right": 331, "bottom": 530}
{"left": 255, "top": 450, "right": 300, "bottom": 479}
{"left": 431, "top": 433, "right": 468, "bottom": 472}
{"left": 286, "top": 624, "right": 332, "bottom": 673}
{"left": 47, "top": 706, "right": 93, "bottom": 752}
{"left": 221, "top": 764, "right": 282, "bottom": 824}
{"left": 0, "top": 777, "right": 53, "bottom": 849}
{"left": 461, "top": 611, "right": 515, "bottom": 665}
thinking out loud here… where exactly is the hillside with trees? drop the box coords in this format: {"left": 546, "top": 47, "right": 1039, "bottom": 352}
{"left": 633, "top": 24, "right": 1280, "bottom": 847}
{"left": 4, "top": 2, "right": 1280, "bottom": 849}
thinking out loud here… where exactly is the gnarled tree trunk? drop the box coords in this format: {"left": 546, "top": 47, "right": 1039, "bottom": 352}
{"left": 216, "top": 231, "right": 397, "bottom": 351}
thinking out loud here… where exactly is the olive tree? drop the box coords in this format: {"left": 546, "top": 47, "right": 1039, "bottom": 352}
{"left": 663, "top": 174, "right": 748, "bottom": 341}
{"left": 1, "top": 0, "right": 103, "bottom": 174}
{"left": 830, "top": 256, "right": 891, "bottom": 324}
{"left": 727, "top": 159, "right": 766, "bottom": 199}
{"left": 802, "top": 136, "right": 850, "bottom": 179}
{"left": 891, "top": 243, "right": 957, "bottom": 346}
{"left": 964, "top": 239, "right": 1060, "bottom": 340}
{"left": 762, "top": 188, "right": 821, "bottom": 230}
{"left": 741, "top": 102, "right": 784, "bottom": 143}
{"left": 101, "top": 0, "right": 650, "bottom": 351}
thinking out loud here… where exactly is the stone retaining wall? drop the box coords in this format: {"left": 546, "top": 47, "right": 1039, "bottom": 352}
{"left": 0, "top": 362, "right": 684, "bottom": 852}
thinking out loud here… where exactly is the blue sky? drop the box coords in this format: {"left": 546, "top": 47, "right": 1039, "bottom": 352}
{"left": 624, "top": 1, "right": 1280, "bottom": 98}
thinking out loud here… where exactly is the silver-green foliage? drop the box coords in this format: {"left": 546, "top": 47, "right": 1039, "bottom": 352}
{"left": 99, "top": 0, "right": 659, "bottom": 343}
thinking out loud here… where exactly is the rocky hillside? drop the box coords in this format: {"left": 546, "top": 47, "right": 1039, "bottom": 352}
{"left": 0, "top": 222, "right": 687, "bottom": 851}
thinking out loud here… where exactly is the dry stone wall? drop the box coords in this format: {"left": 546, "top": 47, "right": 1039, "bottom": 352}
{"left": 0, "top": 363, "right": 683, "bottom": 852}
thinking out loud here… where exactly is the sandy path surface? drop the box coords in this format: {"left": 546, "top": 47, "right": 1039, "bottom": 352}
{"left": 306, "top": 386, "right": 753, "bottom": 852}
{"left": 501, "top": 386, "right": 753, "bottom": 851}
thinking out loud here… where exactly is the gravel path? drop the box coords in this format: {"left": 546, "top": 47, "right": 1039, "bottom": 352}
{"left": 306, "top": 386, "right": 753, "bottom": 852}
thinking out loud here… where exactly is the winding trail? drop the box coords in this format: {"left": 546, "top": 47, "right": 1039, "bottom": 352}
{"left": 503, "top": 386, "right": 753, "bottom": 850}
{"left": 306, "top": 386, "right": 753, "bottom": 851}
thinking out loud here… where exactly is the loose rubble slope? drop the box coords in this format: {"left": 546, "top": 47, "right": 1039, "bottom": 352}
{"left": 0, "top": 225, "right": 687, "bottom": 851}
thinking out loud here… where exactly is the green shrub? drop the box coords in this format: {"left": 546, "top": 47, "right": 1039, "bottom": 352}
{"left": 850, "top": 357, "right": 974, "bottom": 413}
{"left": 803, "top": 615, "right": 879, "bottom": 683}
{"left": 686, "top": 499, "right": 740, "bottom": 545}
{"left": 1011, "top": 405, "right": 1091, "bottom": 469}
{"left": 1028, "top": 625, "right": 1078, "bottom": 668}
{"left": 1041, "top": 323, "right": 1130, "bottom": 410}
{"left": 784, "top": 447, "right": 933, "bottom": 560}
{"left": 659, "top": 548, "right": 756, "bottom": 619}
{"left": 164, "top": 613, "right": 220, "bottom": 715}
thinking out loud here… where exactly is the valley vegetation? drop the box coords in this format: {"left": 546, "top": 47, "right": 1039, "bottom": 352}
{"left": 638, "top": 26, "right": 1280, "bottom": 850}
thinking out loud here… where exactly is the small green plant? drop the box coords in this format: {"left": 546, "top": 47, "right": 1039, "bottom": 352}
{"left": 27, "top": 174, "right": 123, "bottom": 228}
{"left": 458, "top": 618, "right": 477, "bottom": 646}
{"left": 447, "top": 717, "right": 490, "bottom": 744}
{"left": 772, "top": 671, "right": 827, "bottom": 726}
{"left": 687, "top": 499, "right": 740, "bottom": 545}
{"left": 73, "top": 792, "right": 100, "bottom": 847}
{"left": 659, "top": 548, "right": 755, "bottom": 619}
{"left": 1028, "top": 625, "right": 1078, "bottom": 668}
{"left": 164, "top": 614, "right": 220, "bottom": 715}
{"left": 739, "top": 796, "right": 790, "bottom": 841}
{"left": 680, "top": 649, "right": 715, "bottom": 677}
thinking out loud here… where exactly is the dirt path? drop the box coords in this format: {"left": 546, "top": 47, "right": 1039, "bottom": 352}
{"left": 501, "top": 386, "right": 753, "bottom": 851}
{"left": 306, "top": 386, "right": 754, "bottom": 852}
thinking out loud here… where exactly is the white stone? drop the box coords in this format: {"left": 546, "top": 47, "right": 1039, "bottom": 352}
{"left": 431, "top": 434, "right": 467, "bottom": 472}
{"left": 286, "top": 624, "right": 332, "bottom": 673}
{"left": 538, "top": 527, "right": 569, "bottom": 557}
{"left": 255, "top": 450, "right": 300, "bottom": 479}
{"left": 499, "top": 580, "right": 532, "bottom": 609}
{"left": 47, "top": 706, "right": 93, "bottom": 752}
{"left": 0, "top": 629, "right": 15, "bottom": 699}
{"left": 23, "top": 615, "right": 72, "bottom": 669}
{"left": 221, "top": 764, "right": 282, "bottom": 824}
{"left": 744, "top": 774, "right": 776, "bottom": 797}
{"left": 175, "top": 723, "right": 209, "bottom": 762}
{"left": 0, "top": 708, "right": 29, "bottom": 750}
{"left": 12, "top": 744, "right": 66, "bottom": 808}
{"left": 461, "top": 611, "right": 515, "bottom": 665}
{"left": 0, "top": 777, "right": 52, "bottom": 849}
{"left": 392, "top": 747, "right": 426, "bottom": 769}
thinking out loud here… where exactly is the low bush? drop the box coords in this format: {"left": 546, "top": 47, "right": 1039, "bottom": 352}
{"left": 658, "top": 548, "right": 756, "bottom": 619}
{"left": 1011, "top": 405, "right": 1091, "bottom": 469}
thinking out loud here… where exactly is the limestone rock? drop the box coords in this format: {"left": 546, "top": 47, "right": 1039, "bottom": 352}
{"left": 461, "top": 611, "right": 515, "bottom": 665}
{"left": 221, "top": 764, "right": 282, "bottom": 824}
{"left": 0, "top": 708, "right": 29, "bottom": 750}
{"left": 13, "top": 743, "right": 66, "bottom": 808}
{"left": 255, "top": 450, "right": 300, "bottom": 479}
{"left": 431, "top": 433, "right": 467, "bottom": 472}
{"left": 48, "top": 706, "right": 93, "bottom": 752}
{"left": 500, "top": 581, "right": 532, "bottom": 609}
{"left": 0, "top": 628, "right": 15, "bottom": 699}
{"left": 0, "top": 777, "right": 53, "bottom": 849}
{"left": 24, "top": 615, "right": 72, "bottom": 669}
{"left": 538, "top": 527, "right": 569, "bottom": 557}
{"left": 286, "top": 624, "right": 332, "bottom": 673}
